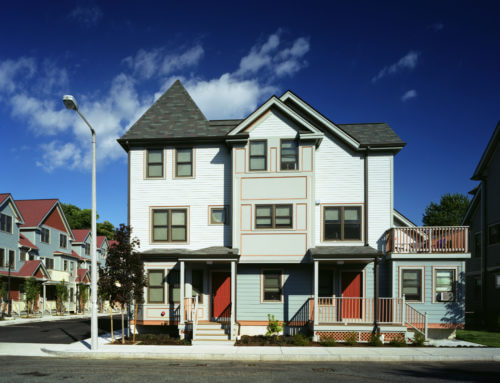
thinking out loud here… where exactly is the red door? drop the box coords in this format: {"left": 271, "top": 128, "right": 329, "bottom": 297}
{"left": 341, "top": 272, "right": 362, "bottom": 319}
{"left": 212, "top": 272, "right": 231, "bottom": 321}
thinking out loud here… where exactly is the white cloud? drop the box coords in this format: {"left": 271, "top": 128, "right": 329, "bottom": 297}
{"left": 4, "top": 31, "right": 311, "bottom": 172}
{"left": 372, "top": 51, "right": 420, "bottom": 83}
{"left": 124, "top": 45, "right": 204, "bottom": 80}
{"left": 401, "top": 89, "right": 417, "bottom": 102}
{"left": 69, "top": 6, "right": 103, "bottom": 27}
{"left": 0, "top": 57, "right": 36, "bottom": 93}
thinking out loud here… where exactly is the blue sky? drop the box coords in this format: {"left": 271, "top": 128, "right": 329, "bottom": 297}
{"left": 1, "top": 1, "right": 499, "bottom": 227}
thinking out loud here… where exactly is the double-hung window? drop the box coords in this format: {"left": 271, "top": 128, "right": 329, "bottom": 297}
{"left": 401, "top": 269, "right": 422, "bottom": 302}
{"left": 323, "top": 206, "right": 362, "bottom": 241}
{"left": 148, "top": 270, "right": 164, "bottom": 304}
{"left": 0, "top": 249, "right": 5, "bottom": 267}
{"left": 146, "top": 149, "right": 163, "bottom": 178}
{"left": 64, "top": 260, "right": 68, "bottom": 272}
{"left": 152, "top": 209, "right": 187, "bottom": 242}
{"left": 175, "top": 148, "right": 193, "bottom": 177}
{"left": 41, "top": 228, "right": 50, "bottom": 244}
{"left": 85, "top": 243, "right": 90, "bottom": 256}
{"left": 255, "top": 205, "right": 292, "bottom": 229}
{"left": 435, "top": 269, "right": 456, "bottom": 301}
{"left": 8, "top": 250, "right": 14, "bottom": 268}
{"left": 280, "top": 139, "right": 298, "bottom": 170}
{"left": 263, "top": 270, "right": 282, "bottom": 302}
{"left": 60, "top": 234, "right": 67, "bottom": 248}
{"left": 0, "top": 213, "right": 12, "bottom": 233}
{"left": 249, "top": 141, "right": 267, "bottom": 171}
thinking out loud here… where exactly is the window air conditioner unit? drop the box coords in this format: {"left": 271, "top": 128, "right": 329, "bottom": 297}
{"left": 438, "top": 292, "right": 454, "bottom": 302}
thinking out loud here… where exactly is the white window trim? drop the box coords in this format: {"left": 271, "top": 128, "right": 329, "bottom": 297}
{"left": 399, "top": 266, "right": 425, "bottom": 303}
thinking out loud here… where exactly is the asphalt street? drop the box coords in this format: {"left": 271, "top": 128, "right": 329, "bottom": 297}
{"left": 1, "top": 356, "right": 500, "bottom": 382}
{"left": 0, "top": 317, "right": 122, "bottom": 343}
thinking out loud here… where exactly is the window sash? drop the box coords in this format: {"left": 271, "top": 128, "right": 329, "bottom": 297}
{"left": 60, "top": 234, "right": 67, "bottom": 248}
{"left": 435, "top": 270, "right": 455, "bottom": 293}
{"left": 324, "top": 206, "right": 362, "bottom": 241}
{"left": 85, "top": 243, "right": 90, "bottom": 255}
{"left": 255, "top": 204, "right": 292, "bottom": 229}
{"left": 402, "top": 269, "right": 422, "bottom": 301}
{"left": 147, "top": 149, "right": 164, "bottom": 178}
{"left": 8, "top": 250, "right": 14, "bottom": 268}
{"left": 148, "top": 270, "right": 164, "bottom": 304}
{"left": 249, "top": 141, "right": 267, "bottom": 171}
{"left": 176, "top": 148, "right": 193, "bottom": 177}
{"left": 210, "top": 208, "right": 226, "bottom": 224}
{"left": 280, "top": 140, "right": 298, "bottom": 170}
{"left": 263, "top": 271, "right": 282, "bottom": 301}
{"left": 0, "top": 214, "right": 12, "bottom": 233}
{"left": 41, "top": 228, "right": 50, "bottom": 243}
{"left": 0, "top": 249, "right": 4, "bottom": 267}
{"left": 169, "top": 270, "right": 180, "bottom": 304}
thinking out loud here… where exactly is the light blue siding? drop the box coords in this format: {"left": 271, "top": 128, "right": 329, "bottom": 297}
{"left": 0, "top": 202, "right": 20, "bottom": 272}
{"left": 392, "top": 259, "right": 466, "bottom": 325}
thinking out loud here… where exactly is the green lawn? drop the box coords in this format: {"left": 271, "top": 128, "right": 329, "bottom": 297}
{"left": 456, "top": 330, "right": 500, "bottom": 347}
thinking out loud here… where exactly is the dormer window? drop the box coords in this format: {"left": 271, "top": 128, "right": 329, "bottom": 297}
{"left": 249, "top": 140, "right": 267, "bottom": 171}
{"left": 280, "top": 139, "right": 298, "bottom": 170}
{"left": 146, "top": 149, "right": 164, "bottom": 178}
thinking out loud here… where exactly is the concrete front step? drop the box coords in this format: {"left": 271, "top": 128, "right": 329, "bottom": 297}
{"left": 191, "top": 339, "right": 235, "bottom": 346}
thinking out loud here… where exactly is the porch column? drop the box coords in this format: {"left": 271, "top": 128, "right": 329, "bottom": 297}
{"left": 313, "top": 260, "right": 319, "bottom": 326}
{"left": 42, "top": 283, "right": 46, "bottom": 317}
{"left": 180, "top": 261, "right": 185, "bottom": 324}
{"left": 67, "top": 283, "right": 70, "bottom": 316}
{"left": 230, "top": 261, "right": 236, "bottom": 341}
{"left": 372, "top": 257, "right": 380, "bottom": 335}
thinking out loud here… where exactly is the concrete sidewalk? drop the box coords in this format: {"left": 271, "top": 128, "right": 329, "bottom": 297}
{"left": 35, "top": 334, "right": 500, "bottom": 362}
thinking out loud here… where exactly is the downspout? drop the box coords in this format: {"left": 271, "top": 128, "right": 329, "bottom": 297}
{"left": 373, "top": 255, "right": 380, "bottom": 335}
{"left": 364, "top": 149, "right": 369, "bottom": 246}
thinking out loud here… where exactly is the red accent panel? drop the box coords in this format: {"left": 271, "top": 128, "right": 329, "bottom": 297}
{"left": 34, "top": 268, "right": 44, "bottom": 279}
{"left": 341, "top": 272, "right": 362, "bottom": 319}
{"left": 212, "top": 272, "right": 231, "bottom": 320}
{"left": 42, "top": 207, "right": 67, "bottom": 232}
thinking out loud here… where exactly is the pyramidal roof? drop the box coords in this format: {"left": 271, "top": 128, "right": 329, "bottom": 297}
{"left": 120, "top": 80, "right": 232, "bottom": 141}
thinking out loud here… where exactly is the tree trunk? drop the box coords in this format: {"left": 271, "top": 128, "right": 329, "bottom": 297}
{"left": 121, "top": 303, "right": 125, "bottom": 344}
{"left": 133, "top": 302, "right": 138, "bottom": 343}
{"left": 110, "top": 300, "right": 114, "bottom": 342}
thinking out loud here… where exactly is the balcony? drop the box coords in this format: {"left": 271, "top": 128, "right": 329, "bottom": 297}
{"left": 385, "top": 226, "right": 469, "bottom": 254}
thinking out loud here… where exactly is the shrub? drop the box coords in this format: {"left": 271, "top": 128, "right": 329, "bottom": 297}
{"left": 368, "top": 333, "right": 383, "bottom": 346}
{"left": 412, "top": 332, "right": 426, "bottom": 346}
{"left": 345, "top": 332, "right": 358, "bottom": 346}
{"left": 389, "top": 334, "right": 407, "bottom": 347}
{"left": 240, "top": 335, "right": 250, "bottom": 345}
{"left": 320, "top": 338, "right": 337, "bottom": 347}
{"left": 266, "top": 314, "right": 283, "bottom": 336}
{"left": 292, "top": 333, "right": 310, "bottom": 346}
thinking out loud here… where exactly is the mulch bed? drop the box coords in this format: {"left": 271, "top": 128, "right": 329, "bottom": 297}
{"left": 235, "top": 335, "right": 423, "bottom": 347}
{"left": 111, "top": 334, "right": 190, "bottom": 345}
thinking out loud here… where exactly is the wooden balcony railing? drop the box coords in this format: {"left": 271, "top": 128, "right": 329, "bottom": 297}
{"left": 385, "top": 226, "right": 469, "bottom": 254}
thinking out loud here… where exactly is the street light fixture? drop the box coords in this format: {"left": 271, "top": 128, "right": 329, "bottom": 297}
{"left": 63, "top": 95, "right": 98, "bottom": 351}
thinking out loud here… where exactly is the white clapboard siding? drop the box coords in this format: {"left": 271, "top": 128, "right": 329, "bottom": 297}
{"left": 249, "top": 111, "right": 300, "bottom": 138}
{"left": 368, "top": 153, "right": 393, "bottom": 250}
{"left": 130, "top": 145, "right": 231, "bottom": 251}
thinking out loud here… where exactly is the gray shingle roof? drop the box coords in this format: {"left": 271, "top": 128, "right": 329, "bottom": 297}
{"left": 336, "top": 123, "right": 405, "bottom": 147}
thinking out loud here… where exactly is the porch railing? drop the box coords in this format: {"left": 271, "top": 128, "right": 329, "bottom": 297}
{"left": 385, "top": 226, "right": 469, "bottom": 254}
{"left": 317, "top": 297, "right": 405, "bottom": 325}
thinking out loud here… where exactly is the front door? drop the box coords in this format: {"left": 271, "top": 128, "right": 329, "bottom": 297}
{"left": 341, "top": 272, "right": 362, "bottom": 319}
{"left": 212, "top": 272, "right": 231, "bottom": 321}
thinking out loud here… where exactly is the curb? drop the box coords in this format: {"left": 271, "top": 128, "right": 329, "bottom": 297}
{"left": 41, "top": 348, "right": 500, "bottom": 362}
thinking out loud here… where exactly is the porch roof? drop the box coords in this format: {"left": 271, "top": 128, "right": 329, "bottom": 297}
{"left": 141, "top": 246, "right": 239, "bottom": 260}
{"left": 309, "top": 245, "right": 381, "bottom": 261}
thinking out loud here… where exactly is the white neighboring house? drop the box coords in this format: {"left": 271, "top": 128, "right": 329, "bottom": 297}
{"left": 118, "top": 80, "right": 470, "bottom": 343}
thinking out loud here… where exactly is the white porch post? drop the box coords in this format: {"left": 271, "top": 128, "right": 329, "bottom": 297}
{"left": 180, "top": 261, "right": 185, "bottom": 324}
{"left": 313, "top": 260, "right": 319, "bottom": 326}
{"left": 42, "top": 283, "right": 46, "bottom": 317}
{"left": 230, "top": 261, "right": 236, "bottom": 341}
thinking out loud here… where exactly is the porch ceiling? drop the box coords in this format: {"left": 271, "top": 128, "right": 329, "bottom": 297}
{"left": 141, "top": 246, "right": 239, "bottom": 261}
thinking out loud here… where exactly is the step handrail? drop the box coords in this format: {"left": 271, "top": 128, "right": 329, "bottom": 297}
{"left": 192, "top": 295, "right": 199, "bottom": 339}
{"left": 403, "top": 296, "right": 428, "bottom": 340}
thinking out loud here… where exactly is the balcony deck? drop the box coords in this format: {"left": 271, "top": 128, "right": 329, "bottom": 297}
{"left": 385, "top": 226, "right": 469, "bottom": 254}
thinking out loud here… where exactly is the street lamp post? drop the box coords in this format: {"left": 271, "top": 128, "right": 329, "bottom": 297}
{"left": 63, "top": 95, "right": 98, "bottom": 350}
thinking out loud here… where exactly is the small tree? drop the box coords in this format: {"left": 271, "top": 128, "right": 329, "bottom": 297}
{"left": 24, "top": 277, "right": 40, "bottom": 317}
{"left": 101, "top": 224, "right": 143, "bottom": 344}
{"left": 79, "top": 285, "right": 89, "bottom": 314}
{"left": 55, "top": 280, "right": 69, "bottom": 315}
{"left": 0, "top": 279, "right": 7, "bottom": 317}
{"left": 422, "top": 193, "right": 470, "bottom": 226}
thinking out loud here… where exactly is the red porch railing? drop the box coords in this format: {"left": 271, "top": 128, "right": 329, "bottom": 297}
{"left": 385, "top": 226, "right": 469, "bottom": 254}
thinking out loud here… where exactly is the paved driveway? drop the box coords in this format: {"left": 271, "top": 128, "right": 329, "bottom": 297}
{"left": 0, "top": 317, "right": 122, "bottom": 344}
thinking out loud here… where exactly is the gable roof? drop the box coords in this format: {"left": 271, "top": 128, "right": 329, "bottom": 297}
{"left": 72, "top": 229, "right": 91, "bottom": 243}
{"left": 393, "top": 209, "right": 416, "bottom": 227}
{"left": 76, "top": 268, "right": 90, "bottom": 283}
{"left": 19, "top": 233, "right": 38, "bottom": 249}
{"left": 472, "top": 121, "right": 500, "bottom": 180}
{"left": 97, "top": 235, "right": 108, "bottom": 248}
{"left": 0, "top": 260, "right": 49, "bottom": 280}
{"left": 0, "top": 193, "right": 24, "bottom": 224}
{"left": 16, "top": 199, "right": 74, "bottom": 238}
